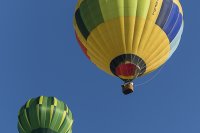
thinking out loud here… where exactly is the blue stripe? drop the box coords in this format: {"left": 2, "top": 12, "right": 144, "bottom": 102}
{"left": 168, "top": 14, "right": 183, "bottom": 42}
{"left": 163, "top": 4, "right": 179, "bottom": 35}
{"left": 156, "top": 0, "right": 173, "bottom": 28}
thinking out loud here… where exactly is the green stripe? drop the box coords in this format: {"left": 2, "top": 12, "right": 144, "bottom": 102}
{"left": 18, "top": 112, "right": 32, "bottom": 132}
{"left": 100, "top": 0, "right": 124, "bottom": 20}
{"left": 45, "top": 97, "right": 54, "bottom": 127}
{"left": 29, "top": 99, "right": 40, "bottom": 129}
{"left": 136, "top": 0, "right": 150, "bottom": 17}
{"left": 18, "top": 123, "right": 26, "bottom": 133}
{"left": 40, "top": 96, "right": 48, "bottom": 128}
{"left": 124, "top": 0, "right": 138, "bottom": 16}
{"left": 80, "top": 0, "right": 104, "bottom": 31}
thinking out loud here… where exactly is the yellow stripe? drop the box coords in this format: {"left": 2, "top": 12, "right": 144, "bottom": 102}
{"left": 58, "top": 111, "right": 67, "bottom": 130}
{"left": 87, "top": 36, "right": 109, "bottom": 63}
{"left": 66, "top": 106, "right": 69, "bottom": 113}
{"left": 39, "top": 96, "right": 43, "bottom": 104}
{"left": 49, "top": 105, "right": 54, "bottom": 126}
{"left": 132, "top": 18, "right": 147, "bottom": 53}
{"left": 147, "top": 49, "right": 169, "bottom": 72}
{"left": 146, "top": 39, "right": 169, "bottom": 64}
{"left": 147, "top": 0, "right": 164, "bottom": 21}
{"left": 53, "top": 97, "right": 58, "bottom": 106}
{"left": 123, "top": 16, "right": 136, "bottom": 53}
{"left": 26, "top": 99, "right": 32, "bottom": 108}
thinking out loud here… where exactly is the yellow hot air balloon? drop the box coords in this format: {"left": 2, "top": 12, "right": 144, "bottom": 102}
{"left": 74, "top": 0, "right": 184, "bottom": 94}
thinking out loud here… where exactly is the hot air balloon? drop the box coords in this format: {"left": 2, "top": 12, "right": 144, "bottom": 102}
{"left": 18, "top": 96, "right": 73, "bottom": 133}
{"left": 74, "top": 0, "right": 184, "bottom": 94}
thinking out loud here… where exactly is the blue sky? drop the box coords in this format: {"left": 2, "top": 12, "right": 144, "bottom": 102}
{"left": 0, "top": 0, "right": 199, "bottom": 132}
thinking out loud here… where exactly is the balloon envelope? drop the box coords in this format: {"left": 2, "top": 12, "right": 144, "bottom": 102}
{"left": 74, "top": 0, "right": 184, "bottom": 85}
{"left": 18, "top": 96, "right": 73, "bottom": 133}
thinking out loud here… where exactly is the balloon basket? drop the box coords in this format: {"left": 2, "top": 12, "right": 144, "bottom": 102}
{"left": 121, "top": 82, "right": 134, "bottom": 95}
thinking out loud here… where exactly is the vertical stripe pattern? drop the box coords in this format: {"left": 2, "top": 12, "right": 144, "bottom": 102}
{"left": 74, "top": 0, "right": 184, "bottom": 82}
{"left": 18, "top": 96, "right": 73, "bottom": 133}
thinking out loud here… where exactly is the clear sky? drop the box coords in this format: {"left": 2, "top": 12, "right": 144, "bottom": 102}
{"left": 0, "top": 0, "right": 199, "bottom": 133}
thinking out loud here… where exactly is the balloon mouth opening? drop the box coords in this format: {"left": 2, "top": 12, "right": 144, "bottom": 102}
{"left": 121, "top": 82, "right": 134, "bottom": 95}
{"left": 115, "top": 63, "right": 142, "bottom": 80}
{"left": 110, "top": 54, "right": 147, "bottom": 78}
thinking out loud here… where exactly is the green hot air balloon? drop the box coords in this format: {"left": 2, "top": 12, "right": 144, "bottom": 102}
{"left": 18, "top": 96, "right": 73, "bottom": 133}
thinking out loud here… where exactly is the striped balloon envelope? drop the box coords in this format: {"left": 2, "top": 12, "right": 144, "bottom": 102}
{"left": 18, "top": 96, "right": 73, "bottom": 133}
{"left": 74, "top": 0, "right": 184, "bottom": 94}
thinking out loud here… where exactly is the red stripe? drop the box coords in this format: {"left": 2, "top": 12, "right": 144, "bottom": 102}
{"left": 115, "top": 64, "right": 137, "bottom": 77}
{"left": 75, "top": 32, "right": 90, "bottom": 59}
